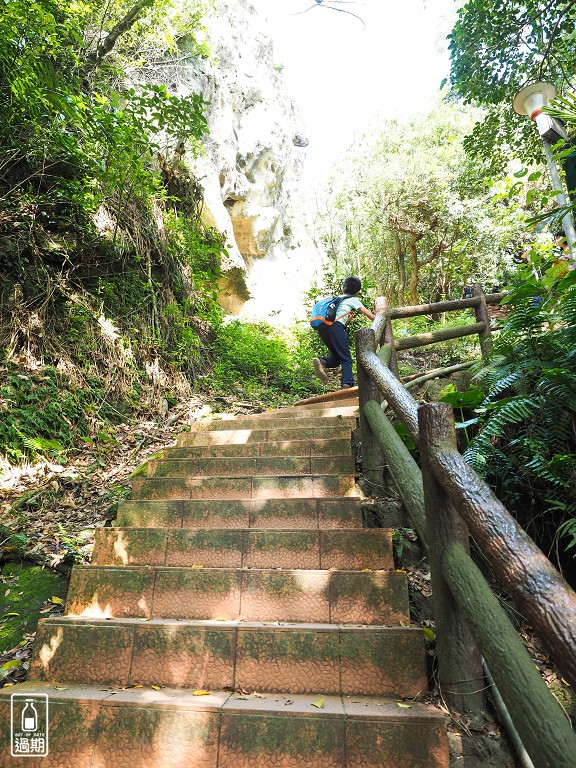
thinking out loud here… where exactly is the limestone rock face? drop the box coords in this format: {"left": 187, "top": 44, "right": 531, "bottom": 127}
{"left": 178, "top": 0, "right": 323, "bottom": 321}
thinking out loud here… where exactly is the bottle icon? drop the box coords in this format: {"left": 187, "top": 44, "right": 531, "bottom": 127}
{"left": 21, "top": 700, "right": 38, "bottom": 732}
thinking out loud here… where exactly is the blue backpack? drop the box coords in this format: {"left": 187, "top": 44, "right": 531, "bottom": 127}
{"left": 309, "top": 295, "right": 350, "bottom": 328}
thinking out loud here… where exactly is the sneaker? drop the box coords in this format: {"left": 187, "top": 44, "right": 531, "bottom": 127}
{"left": 313, "top": 358, "right": 329, "bottom": 384}
{"left": 342, "top": 384, "right": 353, "bottom": 389}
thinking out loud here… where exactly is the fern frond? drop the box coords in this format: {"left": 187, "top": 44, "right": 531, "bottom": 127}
{"left": 537, "top": 369, "right": 576, "bottom": 408}
{"left": 557, "top": 516, "right": 576, "bottom": 553}
{"left": 463, "top": 439, "right": 490, "bottom": 474}
{"left": 482, "top": 371, "right": 524, "bottom": 403}
{"left": 523, "top": 454, "right": 568, "bottom": 487}
{"left": 22, "top": 436, "right": 64, "bottom": 453}
{"left": 482, "top": 396, "right": 540, "bottom": 438}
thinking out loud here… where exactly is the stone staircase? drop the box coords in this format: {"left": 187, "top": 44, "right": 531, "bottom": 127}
{"left": 0, "top": 396, "right": 449, "bottom": 767}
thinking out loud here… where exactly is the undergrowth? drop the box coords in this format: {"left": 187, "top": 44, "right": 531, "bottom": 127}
{"left": 440, "top": 262, "right": 576, "bottom": 569}
{"left": 0, "top": 364, "right": 118, "bottom": 465}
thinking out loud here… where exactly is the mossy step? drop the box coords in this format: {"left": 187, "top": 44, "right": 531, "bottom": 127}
{"left": 92, "top": 528, "right": 393, "bottom": 570}
{"left": 131, "top": 474, "right": 360, "bottom": 501}
{"left": 116, "top": 497, "right": 363, "bottom": 530}
{"left": 159, "top": 437, "right": 353, "bottom": 459}
{"left": 187, "top": 415, "right": 357, "bottom": 432}
{"left": 29, "top": 617, "right": 426, "bottom": 697}
{"left": 177, "top": 425, "right": 353, "bottom": 446}
{"left": 144, "top": 455, "right": 356, "bottom": 479}
{"left": 64, "top": 566, "right": 409, "bottom": 625}
{"left": 0, "top": 683, "right": 449, "bottom": 768}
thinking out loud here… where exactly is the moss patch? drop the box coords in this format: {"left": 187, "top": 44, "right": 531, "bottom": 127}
{"left": 0, "top": 563, "right": 68, "bottom": 652}
{"left": 223, "top": 714, "right": 344, "bottom": 756}
{"left": 239, "top": 630, "right": 338, "bottom": 662}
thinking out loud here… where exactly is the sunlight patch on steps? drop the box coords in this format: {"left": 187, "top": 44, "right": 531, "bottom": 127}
{"left": 112, "top": 531, "right": 129, "bottom": 566}
{"left": 38, "top": 626, "right": 63, "bottom": 669}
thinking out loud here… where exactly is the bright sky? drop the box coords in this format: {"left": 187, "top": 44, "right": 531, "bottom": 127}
{"left": 250, "top": 0, "right": 457, "bottom": 186}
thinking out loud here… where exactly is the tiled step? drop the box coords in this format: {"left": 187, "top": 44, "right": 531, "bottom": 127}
{"left": 30, "top": 617, "right": 426, "bottom": 697}
{"left": 116, "top": 497, "right": 364, "bottom": 529}
{"left": 145, "top": 455, "right": 356, "bottom": 478}
{"left": 91, "top": 528, "right": 393, "bottom": 569}
{"left": 131, "top": 474, "right": 360, "bottom": 500}
{"left": 288, "top": 397, "right": 360, "bottom": 410}
{"left": 186, "top": 415, "right": 357, "bottom": 432}
{"left": 177, "top": 425, "right": 353, "bottom": 445}
{"left": 234, "top": 405, "right": 359, "bottom": 420}
{"left": 0, "top": 683, "right": 449, "bottom": 768}
{"left": 158, "top": 437, "right": 352, "bottom": 458}
{"left": 295, "top": 390, "right": 360, "bottom": 407}
{"left": 64, "top": 566, "right": 409, "bottom": 624}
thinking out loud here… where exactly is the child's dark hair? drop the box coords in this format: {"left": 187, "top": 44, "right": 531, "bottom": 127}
{"left": 342, "top": 276, "right": 361, "bottom": 295}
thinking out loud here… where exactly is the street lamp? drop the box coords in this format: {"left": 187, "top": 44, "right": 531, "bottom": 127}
{"left": 513, "top": 81, "right": 576, "bottom": 263}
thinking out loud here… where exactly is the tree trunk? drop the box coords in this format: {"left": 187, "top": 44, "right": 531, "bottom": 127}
{"left": 409, "top": 233, "right": 419, "bottom": 305}
{"left": 394, "top": 232, "right": 406, "bottom": 305}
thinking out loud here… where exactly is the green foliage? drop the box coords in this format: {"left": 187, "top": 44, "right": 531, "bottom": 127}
{"left": 0, "top": 0, "right": 236, "bottom": 434}
{"left": 445, "top": 2, "right": 576, "bottom": 171}
{"left": 558, "top": 516, "right": 576, "bottom": 553}
{"left": 0, "top": 563, "right": 68, "bottom": 653}
{"left": 394, "top": 422, "right": 416, "bottom": 452}
{"left": 461, "top": 267, "right": 576, "bottom": 556}
{"left": 56, "top": 524, "right": 93, "bottom": 564}
{"left": 211, "top": 321, "right": 322, "bottom": 402}
{"left": 0, "top": 365, "right": 115, "bottom": 463}
{"left": 447, "top": 1, "right": 576, "bottom": 106}
{"left": 0, "top": 0, "right": 211, "bottom": 278}
{"left": 0, "top": 1, "right": 207, "bottom": 216}
{"left": 326, "top": 104, "right": 526, "bottom": 305}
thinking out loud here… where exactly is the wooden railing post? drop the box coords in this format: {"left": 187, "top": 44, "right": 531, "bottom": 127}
{"left": 379, "top": 297, "right": 399, "bottom": 376}
{"left": 471, "top": 283, "right": 493, "bottom": 356}
{"left": 355, "top": 327, "right": 385, "bottom": 494}
{"left": 418, "top": 402, "right": 485, "bottom": 715}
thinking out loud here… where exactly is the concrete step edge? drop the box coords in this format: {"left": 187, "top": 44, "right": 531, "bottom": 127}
{"left": 91, "top": 527, "right": 394, "bottom": 569}
{"left": 0, "top": 681, "right": 446, "bottom": 724}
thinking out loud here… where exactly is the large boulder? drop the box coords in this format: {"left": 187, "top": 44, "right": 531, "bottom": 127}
{"left": 174, "top": 0, "right": 323, "bottom": 321}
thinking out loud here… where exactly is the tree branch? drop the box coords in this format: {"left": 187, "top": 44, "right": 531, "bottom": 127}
{"left": 538, "top": 0, "right": 576, "bottom": 79}
{"left": 85, "top": 0, "right": 155, "bottom": 68}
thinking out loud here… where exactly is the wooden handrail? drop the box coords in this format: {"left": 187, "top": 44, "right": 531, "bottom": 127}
{"left": 358, "top": 349, "right": 419, "bottom": 443}
{"left": 388, "top": 291, "right": 506, "bottom": 319}
{"left": 390, "top": 296, "right": 483, "bottom": 318}
{"left": 356, "top": 293, "right": 576, "bottom": 765}
{"left": 443, "top": 543, "right": 576, "bottom": 768}
{"left": 394, "top": 321, "right": 486, "bottom": 351}
{"left": 370, "top": 304, "right": 388, "bottom": 345}
{"left": 429, "top": 438, "right": 576, "bottom": 688}
{"left": 363, "top": 399, "right": 427, "bottom": 551}
{"left": 371, "top": 283, "right": 495, "bottom": 357}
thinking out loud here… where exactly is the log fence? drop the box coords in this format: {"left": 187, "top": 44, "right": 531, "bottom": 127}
{"left": 355, "top": 287, "right": 576, "bottom": 768}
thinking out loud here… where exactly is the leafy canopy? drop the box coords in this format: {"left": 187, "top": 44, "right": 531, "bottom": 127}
{"left": 446, "top": 1, "right": 576, "bottom": 169}
{"left": 325, "top": 104, "right": 525, "bottom": 304}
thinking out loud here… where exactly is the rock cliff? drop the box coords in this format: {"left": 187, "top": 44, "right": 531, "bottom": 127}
{"left": 179, "top": 0, "right": 323, "bottom": 322}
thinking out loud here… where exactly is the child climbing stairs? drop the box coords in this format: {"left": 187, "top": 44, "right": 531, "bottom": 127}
{"left": 0, "top": 395, "right": 449, "bottom": 767}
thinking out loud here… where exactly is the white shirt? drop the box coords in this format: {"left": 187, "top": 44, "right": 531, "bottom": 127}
{"left": 335, "top": 296, "right": 363, "bottom": 324}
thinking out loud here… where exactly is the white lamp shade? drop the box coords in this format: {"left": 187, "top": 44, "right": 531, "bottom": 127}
{"left": 513, "top": 81, "right": 557, "bottom": 117}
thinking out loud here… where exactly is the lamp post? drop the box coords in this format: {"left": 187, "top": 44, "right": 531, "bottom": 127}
{"left": 513, "top": 81, "right": 576, "bottom": 263}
